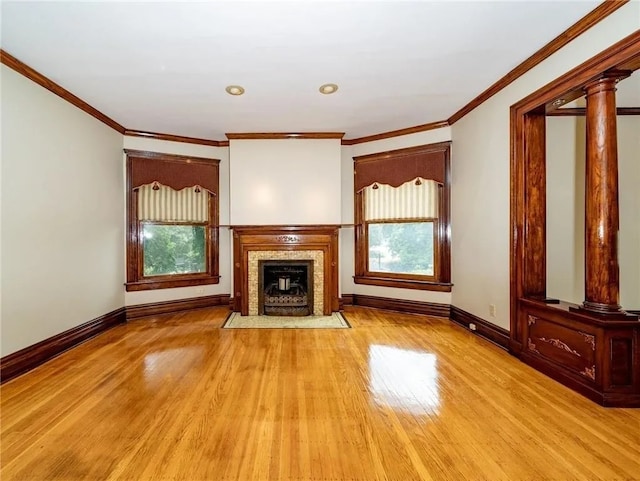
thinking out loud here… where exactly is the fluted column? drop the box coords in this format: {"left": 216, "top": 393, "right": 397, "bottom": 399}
{"left": 581, "top": 71, "right": 630, "bottom": 314}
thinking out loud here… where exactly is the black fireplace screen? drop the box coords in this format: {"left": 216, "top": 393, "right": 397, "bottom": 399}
{"left": 258, "top": 260, "right": 314, "bottom": 316}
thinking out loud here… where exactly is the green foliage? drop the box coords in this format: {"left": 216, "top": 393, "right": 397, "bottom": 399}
{"left": 368, "top": 222, "right": 434, "bottom": 275}
{"left": 143, "top": 224, "right": 206, "bottom": 276}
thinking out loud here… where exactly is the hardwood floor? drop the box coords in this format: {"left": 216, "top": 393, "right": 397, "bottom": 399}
{"left": 1, "top": 306, "right": 639, "bottom": 481}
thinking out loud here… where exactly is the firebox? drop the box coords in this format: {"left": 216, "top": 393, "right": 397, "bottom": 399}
{"left": 258, "top": 260, "right": 314, "bottom": 316}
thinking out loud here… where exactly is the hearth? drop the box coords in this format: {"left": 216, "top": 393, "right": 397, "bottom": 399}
{"left": 259, "top": 260, "right": 314, "bottom": 316}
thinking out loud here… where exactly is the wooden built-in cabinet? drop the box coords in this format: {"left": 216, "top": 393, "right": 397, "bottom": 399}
{"left": 518, "top": 299, "right": 639, "bottom": 406}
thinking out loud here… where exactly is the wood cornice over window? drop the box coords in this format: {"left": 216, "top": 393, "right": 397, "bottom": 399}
{"left": 125, "top": 150, "right": 220, "bottom": 291}
{"left": 353, "top": 141, "right": 452, "bottom": 291}
{"left": 126, "top": 149, "right": 219, "bottom": 193}
{"left": 354, "top": 143, "right": 448, "bottom": 192}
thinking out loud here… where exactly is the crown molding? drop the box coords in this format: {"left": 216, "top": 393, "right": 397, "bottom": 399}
{"left": 0, "top": 49, "right": 126, "bottom": 134}
{"left": 225, "top": 132, "right": 344, "bottom": 140}
{"left": 124, "top": 129, "right": 228, "bottom": 147}
{"left": 341, "top": 120, "right": 449, "bottom": 145}
{"left": 447, "top": 0, "right": 629, "bottom": 125}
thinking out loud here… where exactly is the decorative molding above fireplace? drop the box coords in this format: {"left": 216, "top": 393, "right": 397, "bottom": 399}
{"left": 232, "top": 225, "right": 340, "bottom": 315}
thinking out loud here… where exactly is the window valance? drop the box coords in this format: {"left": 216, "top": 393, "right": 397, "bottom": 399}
{"left": 127, "top": 150, "right": 219, "bottom": 195}
{"left": 354, "top": 142, "right": 449, "bottom": 193}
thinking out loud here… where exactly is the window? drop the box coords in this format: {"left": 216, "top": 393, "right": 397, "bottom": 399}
{"left": 142, "top": 224, "right": 206, "bottom": 276}
{"left": 354, "top": 142, "right": 451, "bottom": 291}
{"left": 368, "top": 221, "right": 434, "bottom": 275}
{"left": 125, "top": 150, "right": 220, "bottom": 291}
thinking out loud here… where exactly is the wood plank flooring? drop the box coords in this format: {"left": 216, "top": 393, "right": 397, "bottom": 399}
{"left": 1, "top": 306, "right": 639, "bottom": 481}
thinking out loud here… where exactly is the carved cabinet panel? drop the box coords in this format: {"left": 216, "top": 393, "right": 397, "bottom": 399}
{"left": 519, "top": 298, "right": 640, "bottom": 406}
{"left": 526, "top": 314, "right": 597, "bottom": 383}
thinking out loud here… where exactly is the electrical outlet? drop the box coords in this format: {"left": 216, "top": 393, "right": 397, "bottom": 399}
{"left": 196, "top": 287, "right": 205, "bottom": 294}
{"left": 489, "top": 304, "right": 496, "bottom": 317}
{"left": 469, "top": 323, "right": 477, "bottom": 331}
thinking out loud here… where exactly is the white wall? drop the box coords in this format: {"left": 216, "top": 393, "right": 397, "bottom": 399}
{"left": 618, "top": 116, "right": 640, "bottom": 310}
{"left": 450, "top": 3, "right": 640, "bottom": 330}
{"left": 546, "top": 114, "right": 639, "bottom": 310}
{"left": 1, "top": 65, "right": 125, "bottom": 356}
{"left": 340, "top": 127, "right": 453, "bottom": 304}
{"left": 0, "top": 66, "right": 4, "bottom": 339}
{"left": 229, "top": 139, "right": 342, "bottom": 225}
{"left": 546, "top": 116, "right": 586, "bottom": 304}
{"left": 122, "top": 137, "right": 231, "bottom": 306}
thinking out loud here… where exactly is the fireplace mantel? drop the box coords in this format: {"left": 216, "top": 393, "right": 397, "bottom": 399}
{"left": 231, "top": 225, "right": 340, "bottom": 315}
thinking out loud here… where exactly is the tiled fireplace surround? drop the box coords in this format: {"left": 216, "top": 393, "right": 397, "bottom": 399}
{"left": 232, "top": 226, "right": 340, "bottom": 316}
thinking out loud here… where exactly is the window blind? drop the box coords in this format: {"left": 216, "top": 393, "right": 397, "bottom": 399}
{"left": 137, "top": 183, "right": 209, "bottom": 222}
{"left": 364, "top": 177, "right": 439, "bottom": 221}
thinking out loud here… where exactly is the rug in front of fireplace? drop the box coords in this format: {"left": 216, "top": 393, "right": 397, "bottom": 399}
{"left": 222, "top": 312, "right": 350, "bottom": 329}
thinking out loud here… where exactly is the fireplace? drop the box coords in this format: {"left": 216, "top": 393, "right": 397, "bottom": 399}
{"left": 259, "top": 260, "right": 314, "bottom": 316}
{"left": 232, "top": 225, "right": 340, "bottom": 316}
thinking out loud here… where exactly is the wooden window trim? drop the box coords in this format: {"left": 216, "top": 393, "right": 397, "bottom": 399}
{"left": 125, "top": 151, "right": 220, "bottom": 292}
{"left": 353, "top": 142, "right": 452, "bottom": 292}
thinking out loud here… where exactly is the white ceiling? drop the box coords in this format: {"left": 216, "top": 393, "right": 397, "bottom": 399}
{"left": 1, "top": 1, "right": 603, "bottom": 140}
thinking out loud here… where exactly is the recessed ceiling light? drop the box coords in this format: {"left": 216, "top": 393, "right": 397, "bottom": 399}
{"left": 225, "top": 85, "right": 245, "bottom": 96}
{"left": 319, "top": 83, "right": 338, "bottom": 95}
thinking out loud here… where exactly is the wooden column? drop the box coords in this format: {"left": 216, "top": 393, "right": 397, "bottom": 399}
{"left": 523, "top": 112, "right": 547, "bottom": 299}
{"left": 581, "top": 71, "right": 630, "bottom": 314}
